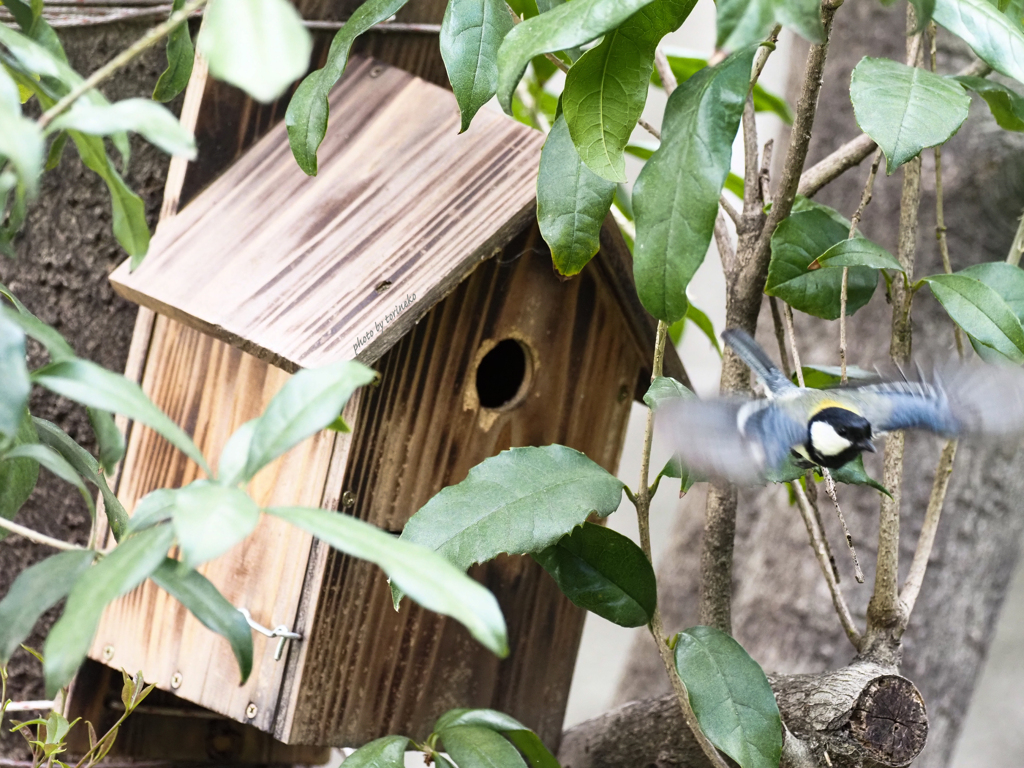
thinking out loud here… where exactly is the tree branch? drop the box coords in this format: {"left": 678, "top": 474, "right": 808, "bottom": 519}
{"left": 655, "top": 47, "right": 678, "bottom": 94}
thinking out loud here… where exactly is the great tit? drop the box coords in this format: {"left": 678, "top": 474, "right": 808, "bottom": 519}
{"left": 657, "top": 328, "right": 1024, "bottom": 485}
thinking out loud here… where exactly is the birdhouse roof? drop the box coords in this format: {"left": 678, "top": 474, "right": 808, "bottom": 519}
{"left": 111, "top": 56, "right": 676, "bottom": 382}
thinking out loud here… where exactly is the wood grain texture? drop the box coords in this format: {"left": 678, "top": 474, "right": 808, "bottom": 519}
{"left": 110, "top": 57, "right": 545, "bottom": 374}
{"left": 279, "top": 225, "right": 643, "bottom": 748}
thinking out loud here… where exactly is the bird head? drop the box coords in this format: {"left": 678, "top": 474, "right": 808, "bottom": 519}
{"left": 807, "top": 407, "right": 875, "bottom": 468}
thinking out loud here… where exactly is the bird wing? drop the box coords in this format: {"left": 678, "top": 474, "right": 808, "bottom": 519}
{"left": 844, "top": 363, "right": 1024, "bottom": 437}
{"left": 656, "top": 396, "right": 806, "bottom": 485}
{"left": 722, "top": 328, "right": 796, "bottom": 396}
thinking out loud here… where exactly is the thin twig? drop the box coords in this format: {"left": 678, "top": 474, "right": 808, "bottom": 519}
{"left": 714, "top": 211, "right": 737, "bottom": 274}
{"left": 610, "top": 202, "right": 636, "bottom": 242}
{"left": 0, "top": 517, "right": 88, "bottom": 552}
{"left": 768, "top": 297, "right": 792, "bottom": 380}
{"left": 719, "top": 195, "right": 741, "bottom": 226}
{"left": 782, "top": 303, "right": 804, "bottom": 386}
{"left": 1007, "top": 208, "right": 1024, "bottom": 267}
{"left": 751, "top": 25, "right": 782, "bottom": 88}
{"left": 822, "top": 468, "right": 865, "bottom": 583}
{"left": 742, "top": 94, "right": 760, "bottom": 215}
{"left": 654, "top": 47, "right": 678, "bottom": 94}
{"left": 759, "top": 138, "right": 774, "bottom": 204}
{"left": 900, "top": 439, "right": 957, "bottom": 618}
{"left": 791, "top": 482, "right": 862, "bottom": 649}
{"left": 37, "top": 0, "right": 207, "bottom": 129}
{"left": 638, "top": 117, "right": 661, "bottom": 140}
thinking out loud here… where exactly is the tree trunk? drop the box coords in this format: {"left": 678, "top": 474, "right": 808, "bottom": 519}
{"left": 0, "top": 21, "right": 175, "bottom": 757}
{"left": 569, "top": 2, "right": 1024, "bottom": 766}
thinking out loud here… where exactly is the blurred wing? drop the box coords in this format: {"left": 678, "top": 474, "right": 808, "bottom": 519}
{"left": 845, "top": 381, "right": 957, "bottom": 435}
{"left": 656, "top": 397, "right": 805, "bottom": 485}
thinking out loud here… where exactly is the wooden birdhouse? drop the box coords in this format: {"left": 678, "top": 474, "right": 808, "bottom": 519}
{"left": 67, "top": 55, "right": 680, "bottom": 758}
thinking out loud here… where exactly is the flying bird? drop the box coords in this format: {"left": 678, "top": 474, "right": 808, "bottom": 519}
{"left": 656, "top": 328, "right": 1024, "bottom": 485}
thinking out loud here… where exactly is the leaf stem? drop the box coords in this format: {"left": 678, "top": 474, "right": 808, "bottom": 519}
{"left": 0, "top": 517, "right": 87, "bottom": 552}
{"left": 37, "top": 0, "right": 208, "bottom": 129}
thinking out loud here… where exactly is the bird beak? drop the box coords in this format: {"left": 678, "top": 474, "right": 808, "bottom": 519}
{"left": 858, "top": 440, "right": 876, "bottom": 453}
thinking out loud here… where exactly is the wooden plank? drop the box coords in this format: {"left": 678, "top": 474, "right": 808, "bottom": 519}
{"left": 281, "top": 224, "right": 644, "bottom": 748}
{"left": 109, "top": 57, "right": 545, "bottom": 375}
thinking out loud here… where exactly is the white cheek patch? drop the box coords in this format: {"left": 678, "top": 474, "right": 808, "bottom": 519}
{"left": 810, "top": 421, "right": 853, "bottom": 457}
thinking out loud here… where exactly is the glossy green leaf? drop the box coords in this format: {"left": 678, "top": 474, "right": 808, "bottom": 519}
{"left": 534, "top": 522, "right": 656, "bottom": 627}
{"left": 150, "top": 560, "right": 253, "bottom": 682}
{"left": 341, "top": 735, "right": 410, "bottom": 767}
{"left": 242, "top": 359, "right": 375, "bottom": 482}
{"left": 6, "top": 443, "right": 95, "bottom": 517}
{"left": 673, "top": 626, "right": 782, "bottom": 768}
{"left": 811, "top": 237, "right": 904, "bottom": 272}
{"left": 878, "top": 0, "right": 935, "bottom": 30}
{"left": 0, "top": 312, "right": 30, "bottom": 437}
{"left": 45, "top": 131, "right": 68, "bottom": 171}
{"left": 764, "top": 209, "right": 877, "bottom": 320}
{"left": 717, "top": 0, "right": 822, "bottom": 50}
{"left": 495, "top": 0, "right": 661, "bottom": 113}
{"left": 643, "top": 375, "right": 693, "bottom": 410}
{"left": 66, "top": 130, "right": 150, "bottom": 264}
{"left": 0, "top": 550, "right": 95, "bottom": 664}
{"left": 656, "top": 54, "right": 793, "bottom": 123}
{"left": 633, "top": 48, "right": 754, "bottom": 323}
{"left": 87, "top": 408, "right": 124, "bottom": 476}
{"left": 827, "top": 455, "right": 890, "bottom": 496}
{"left": 44, "top": 524, "right": 174, "bottom": 695}
{"left": 959, "top": 261, "right": 1024, "bottom": 320}
{"left": 850, "top": 57, "right": 970, "bottom": 174}
{"left": 153, "top": 0, "right": 195, "bottom": 103}
{"left": 0, "top": 413, "right": 39, "bottom": 534}
{"left": 441, "top": 0, "right": 515, "bottom": 132}
{"left": 50, "top": 99, "right": 197, "bottom": 158}
{"left": 197, "top": 0, "right": 311, "bottom": 104}
{"left": 955, "top": 75, "right": 1024, "bottom": 130}
{"left": 934, "top": 0, "right": 1024, "bottom": 84}
{"left": 32, "top": 359, "right": 211, "bottom": 477}
{"left": 0, "top": 108, "right": 43, "bottom": 198}
{"left": 433, "top": 710, "right": 560, "bottom": 768}
{"left": 920, "top": 273, "right": 1024, "bottom": 362}
{"left": 267, "top": 506, "right": 508, "bottom": 656}
{"left": 34, "top": 417, "right": 130, "bottom": 541}
{"left": 561, "top": 0, "right": 697, "bottom": 182}
{"left": 286, "top": 0, "right": 409, "bottom": 175}
{"left": 395, "top": 445, "right": 624, "bottom": 580}
{"left": 440, "top": 725, "right": 527, "bottom": 768}
{"left": 537, "top": 114, "right": 616, "bottom": 275}
{"left": 166, "top": 481, "right": 260, "bottom": 568}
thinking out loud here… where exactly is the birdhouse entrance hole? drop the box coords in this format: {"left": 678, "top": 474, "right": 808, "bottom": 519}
{"left": 476, "top": 338, "right": 531, "bottom": 409}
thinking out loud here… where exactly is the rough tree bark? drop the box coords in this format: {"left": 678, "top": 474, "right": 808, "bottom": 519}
{"left": 560, "top": 2, "right": 1024, "bottom": 766}
{"left": 0, "top": 22, "right": 173, "bottom": 757}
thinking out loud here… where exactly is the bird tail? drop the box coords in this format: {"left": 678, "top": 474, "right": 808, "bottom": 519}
{"left": 722, "top": 328, "right": 795, "bottom": 395}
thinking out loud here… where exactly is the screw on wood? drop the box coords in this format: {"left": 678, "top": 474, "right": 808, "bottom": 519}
{"left": 170, "top": 672, "right": 183, "bottom": 689}
{"left": 102, "top": 645, "right": 114, "bottom": 662}
{"left": 238, "top": 607, "right": 302, "bottom": 662}
{"left": 245, "top": 703, "right": 258, "bottom": 719}
{"left": 374, "top": 280, "right": 393, "bottom": 294}
{"left": 341, "top": 491, "right": 356, "bottom": 508}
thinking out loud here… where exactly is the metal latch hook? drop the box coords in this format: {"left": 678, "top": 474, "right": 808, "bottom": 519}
{"left": 238, "top": 607, "right": 302, "bottom": 662}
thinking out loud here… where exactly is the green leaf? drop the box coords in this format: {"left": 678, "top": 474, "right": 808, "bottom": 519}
{"left": 657, "top": 54, "right": 792, "bottom": 123}
{"left": 537, "top": 114, "right": 616, "bottom": 275}
{"left": 827, "top": 455, "right": 890, "bottom": 496}
{"left": 685, "top": 302, "right": 722, "bottom": 356}
{"left": 6, "top": 443, "right": 95, "bottom": 518}
{"left": 934, "top": 0, "right": 1024, "bottom": 84}
{"left": 217, "top": 418, "right": 258, "bottom": 487}
{"left": 45, "top": 131, "right": 68, "bottom": 171}
{"left": 441, "top": 0, "right": 515, "bottom": 132}
{"left": 643, "top": 375, "right": 693, "bottom": 410}
{"left": 340, "top": 735, "right": 410, "bottom": 767}
{"left": 850, "top": 57, "right": 970, "bottom": 174}
{"left": 958, "top": 261, "right": 1024, "bottom": 321}
{"left": 65, "top": 130, "right": 150, "bottom": 264}
{"left": 153, "top": 0, "right": 195, "bottom": 103}
{"left": 266, "top": 506, "right": 509, "bottom": 657}
{"left": 44, "top": 524, "right": 174, "bottom": 695}
{"left": 0, "top": 413, "right": 39, "bottom": 534}
{"left": 796, "top": 364, "right": 877, "bottom": 389}
{"left": 395, "top": 445, "right": 624, "bottom": 579}
{"left": 717, "top": 0, "right": 823, "bottom": 50}
{"left": 561, "top": 0, "right": 697, "bottom": 182}
{"left": 440, "top": 725, "right": 527, "bottom": 768}
{"left": 764, "top": 209, "right": 877, "bottom": 320}
{"left": 34, "top": 417, "right": 130, "bottom": 541}
{"left": 0, "top": 108, "right": 43, "bottom": 199}
{"left": 811, "top": 236, "right": 904, "bottom": 272}
{"left": 656, "top": 453, "right": 702, "bottom": 494}
{"left": 0, "top": 550, "right": 95, "bottom": 664}
{"left": 955, "top": 74, "right": 1024, "bottom": 132}
{"left": 197, "top": 0, "right": 312, "bottom": 104}
{"left": 0, "top": 311, "right": 30, "bottom": 437}
{"left": 433, "top": 710, "right": 559, "bottom": 768}
{"left": 166, "top": 481, "right": 260, "bottom": 567}
{"left": 495, "top": 0, "right": 662, "bottom": 113}
{"left": 673, "top": 626, "right": 782, "bottom": 768}
{"left": 920, "top": 273, "right": 1024, "bottom": 362}
{"left": 0, "top": 289, "right": 75, "bottom": 361}
{"left": 242, "top": 359, "right": 375, "bottom": 482}
{"left": 533, "top": 522, "right": 656, "bottom": 627}
{"left": 50, "top": 99, "right": 197, "bottom": 158}
{"left": 87, "top": 408, "right": 124, "bottom": 476}
{"left": 285, "top": 0, "right": 409, "bottom": 175}
{"left": 32, "top": 359, "right": 211, "bottom": 477}
{"left": 126, "top": 488, "right": 176, "bottom": 533}
{"left": 150, "top": 560, "right": 253, "bottom": 683}
{"left": 633, "top": 48, "right": 754, "bottom": 323}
